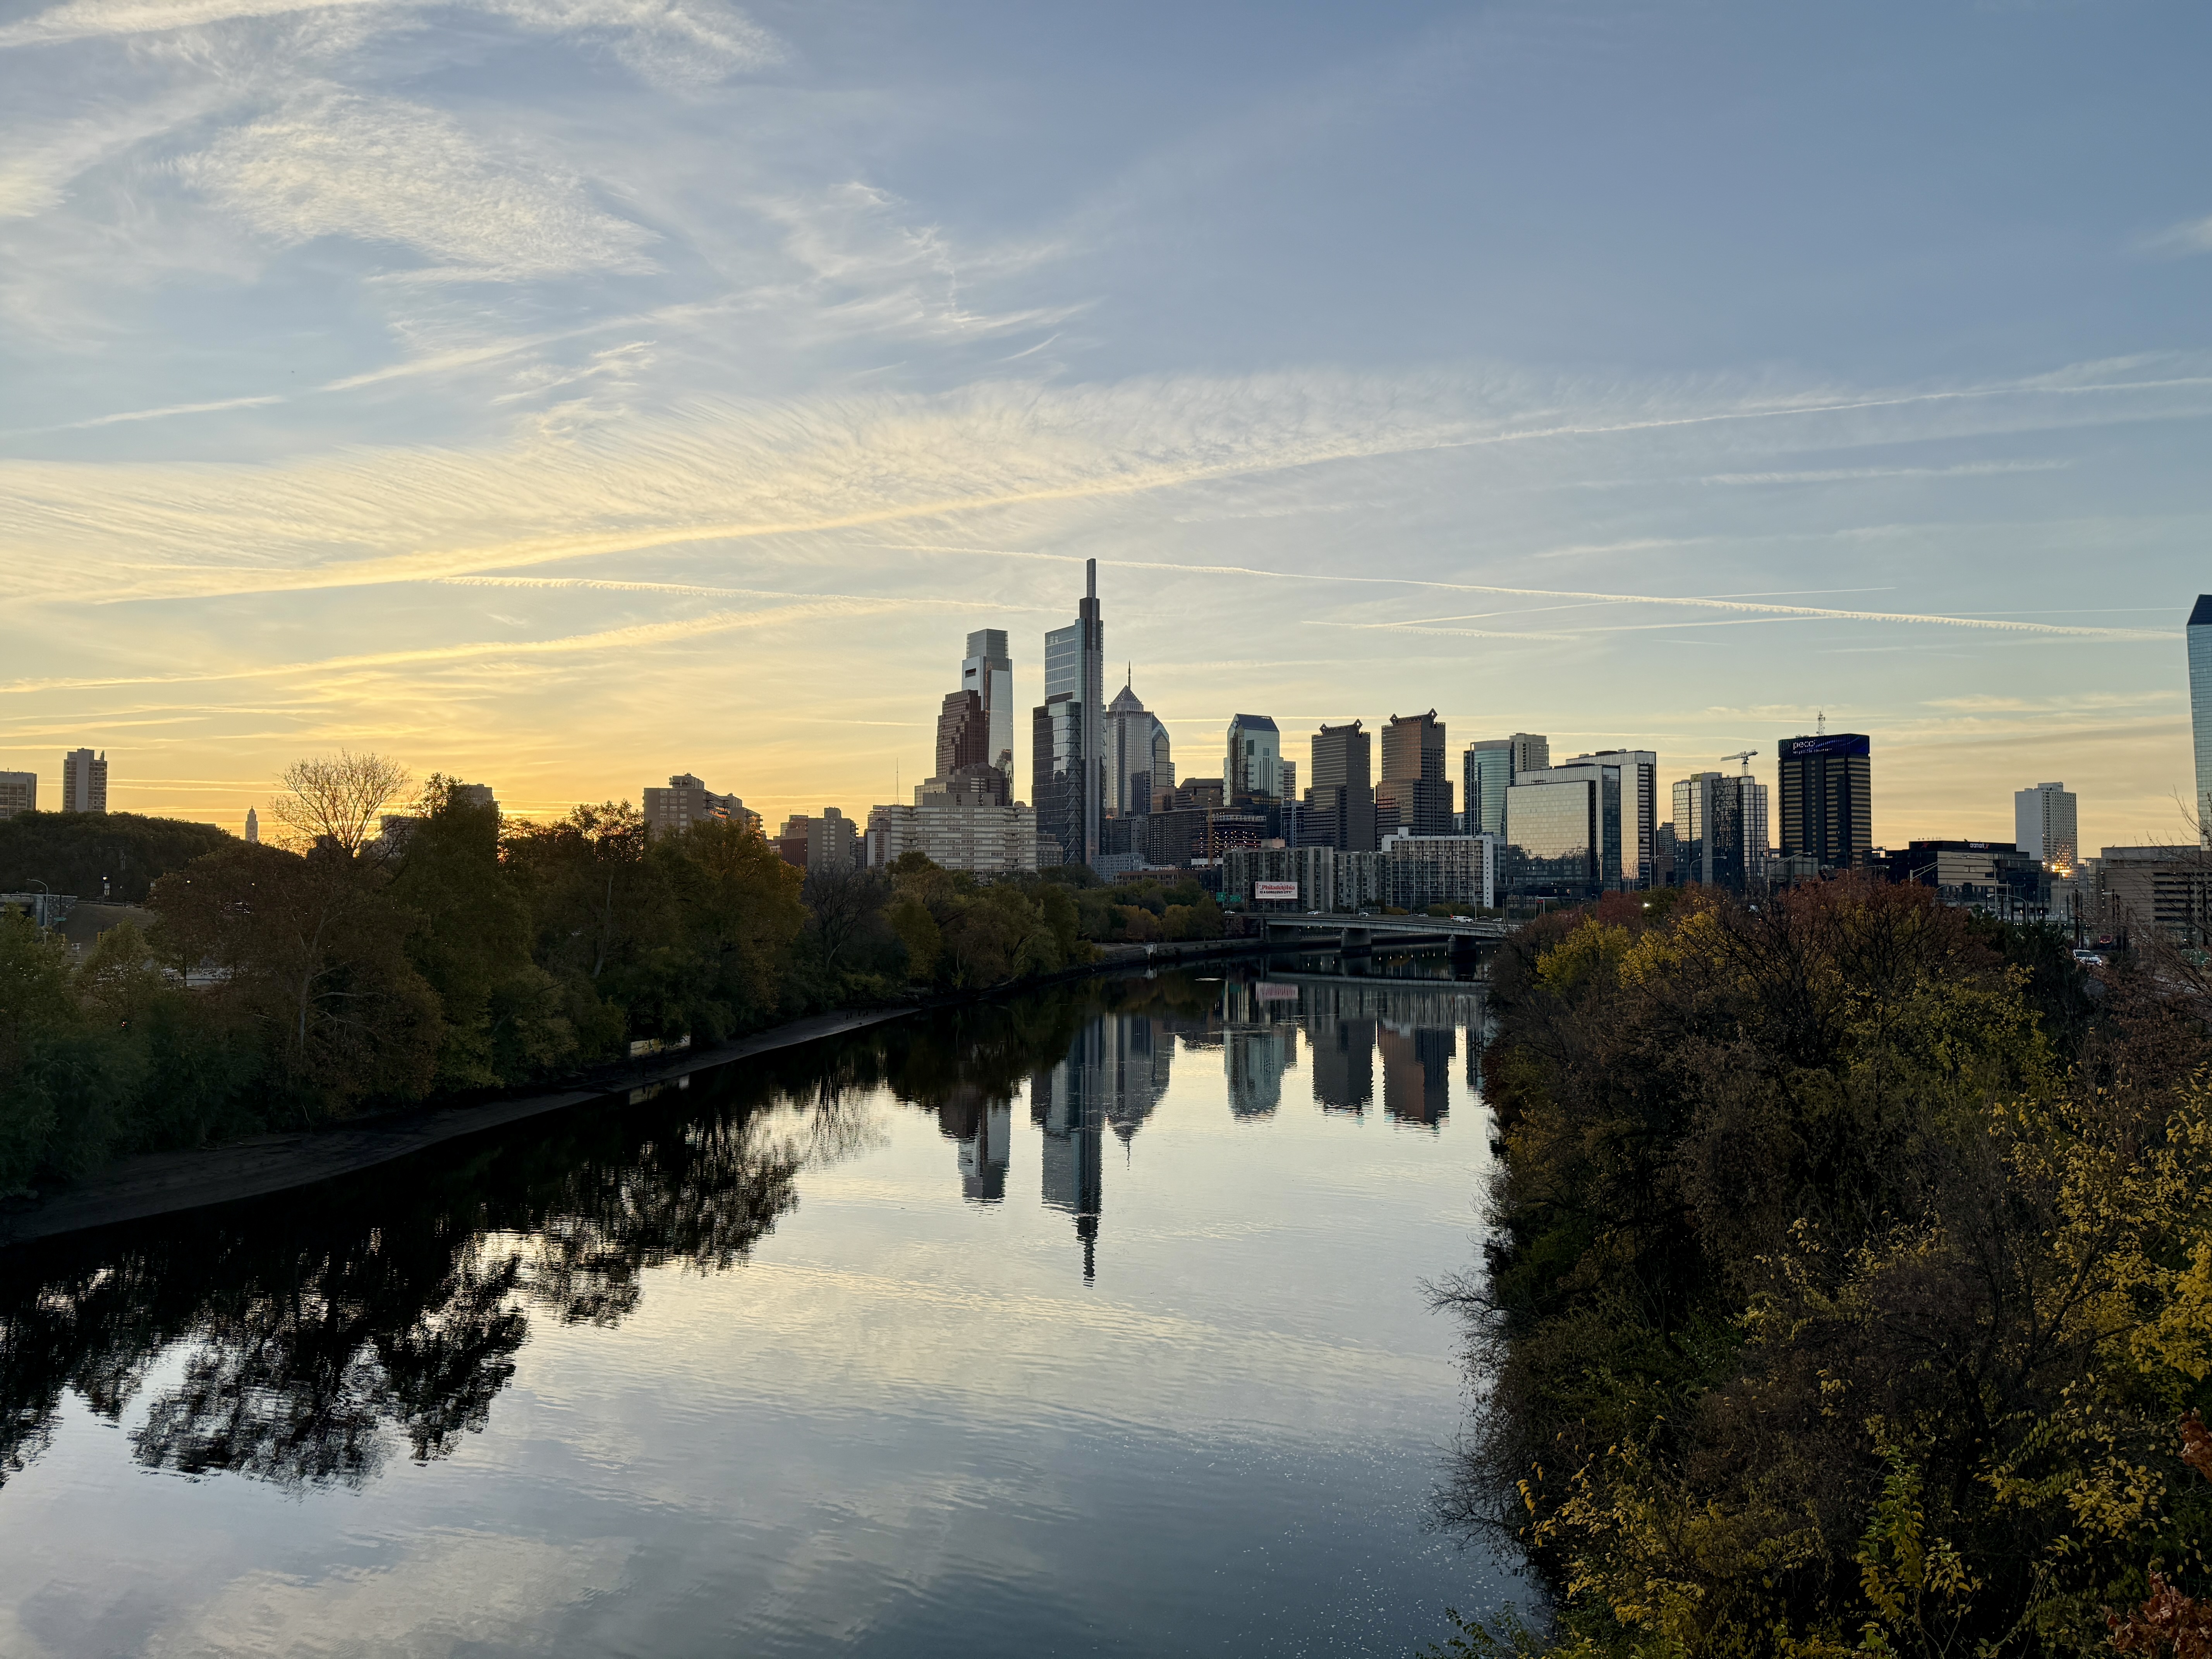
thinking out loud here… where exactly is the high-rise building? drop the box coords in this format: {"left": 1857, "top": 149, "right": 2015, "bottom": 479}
{"left": 1376, "top": 710, "right": 1451, "bottom": 839}
{"left": 2191, "top": 598, "right": 2212, "bottom": 839}
{"left": 1035, "top": 560, "right": 1106, "bottom": 867}
{"left": 2014, "top": 781, "right": 2079, "bottom": 873}
{"left": 1304, "top": 721, "right": 1376, "bottom": 852}
{"left": 1777, "top": 732, "right": 1872, "bottom": 872}
{"left": 1463, "top": 733, "right": 1547, "bottom": 838}
{"left": 1106, "top": 677, "right": 1172, "bottom": 817}
{"left": 935, "top": 690, "right": 989, "bottom": 778}
{"left": 244, "top": 806, "right": 259, "bottom": 843}
{"left": 1671, "top": 771, "right": 1770, "bottom": 893}
{"left": 63, "top": 748, "right": 106, "bottom": 814}
{"left": 1225, "top": 714, "right": 1282, "bottom": 803}
{"left": 1506, "top": 749, "right": 1658, "bottom": 897}
{"left": 644, "top": 773, "right": 754, "bottom": 834}
{"left": 961, "top": 629, "right": 1015, "bottom": 785}
{"left": 775, "top": 808, "right": 858, "bottom": 871}
{"left": 0, "top": 771, "right": 34, "bottom": 820}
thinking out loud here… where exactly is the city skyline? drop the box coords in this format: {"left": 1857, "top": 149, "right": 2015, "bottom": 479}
{"left": 3, "top": 5, "right": 2209, "bottom": 852}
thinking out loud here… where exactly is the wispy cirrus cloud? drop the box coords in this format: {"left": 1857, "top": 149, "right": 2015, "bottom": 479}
{"left": 0, "top": 0, "right": 781, "bottom": 90}
{"left": 173, "top": 92, "right": 660, "bottom": 280}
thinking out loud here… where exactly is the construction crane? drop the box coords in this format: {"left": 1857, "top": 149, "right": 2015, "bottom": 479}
{"left": 1722, "top": 750, "right": 1757, "bottom": 776}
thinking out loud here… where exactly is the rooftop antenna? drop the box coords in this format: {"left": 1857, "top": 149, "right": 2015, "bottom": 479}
{"left": 1816, "top": 709, "right": 1827, "bottom": 737}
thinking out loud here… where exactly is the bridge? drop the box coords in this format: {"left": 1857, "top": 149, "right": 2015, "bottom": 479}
{"left": 1254, "top": 912, "right": 1517, "bottom": 954}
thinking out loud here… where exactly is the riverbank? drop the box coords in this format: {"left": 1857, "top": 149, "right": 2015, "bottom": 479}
{"left": 0, "top": 1003, "right": 918, "bottom": 1248}
{"left": 0, "top": 936, "right": 1322, "bottom": 1249}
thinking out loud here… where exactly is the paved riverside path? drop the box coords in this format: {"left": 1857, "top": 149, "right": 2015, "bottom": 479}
{"left": 0, "top": 1005, "right": 915, "bottom": 1248}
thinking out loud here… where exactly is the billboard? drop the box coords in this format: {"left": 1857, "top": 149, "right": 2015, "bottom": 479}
{"left": 1780, "top": 733, "right": 1870, "bottom": 759}
{"left": 1254, "top": 881, "right": 1299, "bottom": 900}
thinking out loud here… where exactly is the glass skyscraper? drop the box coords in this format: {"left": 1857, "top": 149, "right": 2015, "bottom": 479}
{"left": 1033, "top": 561, "right": 1105, "bottom": 866}
{"left": 960, "top": 628, "right": 1013, "bottom": 786}
{"left": 2190, "top": 596, "right": 2212, "bottom": 839}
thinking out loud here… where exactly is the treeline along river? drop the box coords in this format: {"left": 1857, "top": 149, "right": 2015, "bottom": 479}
{"left": 0, "top": 962, "right": 1523, "bottom": 1657}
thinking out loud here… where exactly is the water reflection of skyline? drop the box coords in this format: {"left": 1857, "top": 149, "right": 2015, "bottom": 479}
{"left": 973, "top": 969, "right": 1488, "bottom": 1278}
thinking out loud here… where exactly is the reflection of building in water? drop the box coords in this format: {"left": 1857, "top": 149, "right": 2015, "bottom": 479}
{"left": 1033, "top": 1013, "right": 1173, "bottom": 1280}
{"left": 1295, "top": 978, "right": 1486, "bottom": 1118}
{"left": 1379, "top": 1023, "right": 1453, "bottom": 1127}
{"left": 958, "top": 1101, "right": 1013, "bottom": 1202}
{"left": 1219, "top": 980, "right": 1302, "bottom": 1119}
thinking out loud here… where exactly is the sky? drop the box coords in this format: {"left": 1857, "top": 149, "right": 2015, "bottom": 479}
{"left": 2, "top": 0, "right": 2209, "bottom": 850}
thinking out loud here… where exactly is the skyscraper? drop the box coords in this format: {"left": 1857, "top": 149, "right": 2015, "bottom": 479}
{"left": 1376, "top": 710, "right": 1451, "bottom": 838}
{"left": 1777, "top": 732, "right": 1872, "bottom": 871}
{"left": 62, "top": 748, "right": 106, "bottom": 814}
{"left": 1671, "top": 771, "right": 1770, "bottom": 892}
{"left": 1106, "top": 677, "right": 1171, "bottom": 816}
{"left": 1463, "top": 740, "right": 1511, "bottom": 837}
{"left": 961, "top": 629, "right": 1014, "bottom": 785}
{"left": 1225, "top": 713, "right": 1282, "bottom": 802}
{"left": 1304, "top": 721, "right": 1376, "bottom": 852}
{"left": 935, "top": 690, "right": 988, "bottom": 777}
{"left": 2014, "top": 781, "right": 2079, "bottom": 872}
{"left": 244, "top": 806, "right": 259, "bottom": 843}
{"left": 1034, "top": 560, "right": 1106, "bottom": 866}
{"left": 1463, "top": 733, "right": 1547, "bottom": 837}
{"left": 2190, "top": 596, "right": 2212, "bottom": 838}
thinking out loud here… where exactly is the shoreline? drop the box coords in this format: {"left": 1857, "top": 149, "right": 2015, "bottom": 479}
{"left": 0, "top": 1004, "right": 917, "bottom": 1249}
{"left": 0, "top": 938, "right": 1297, "bottom": 1249}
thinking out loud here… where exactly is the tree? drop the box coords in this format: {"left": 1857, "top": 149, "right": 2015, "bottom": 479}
{"left": 265, "top": 751, "right": 412, "bottom": 859}
{"left": 151, "top": 842, "right": 439, "bottom": 1118}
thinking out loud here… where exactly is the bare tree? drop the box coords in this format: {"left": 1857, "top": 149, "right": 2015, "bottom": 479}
{"left": 266, "top": 751, "right": 413, "bottom": 859}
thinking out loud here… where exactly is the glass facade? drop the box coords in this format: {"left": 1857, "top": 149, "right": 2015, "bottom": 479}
{"left": 1505, "top": 778, "right": 1595, "bottom": 895}
{"left": 1463, "top": 741, "right": 1512, "bottom": 837}
{"left": 1777, "top": 734, "right": 1872, "bottom": 871}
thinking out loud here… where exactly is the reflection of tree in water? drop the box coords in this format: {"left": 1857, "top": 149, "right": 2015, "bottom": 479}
{"left": 0, "top": 972, "right": 1223, "bottom": 1496}
{"left": 0, "top": 1064, "right": 833, "bottom": 1494}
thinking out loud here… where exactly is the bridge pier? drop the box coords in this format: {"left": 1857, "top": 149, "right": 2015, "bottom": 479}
{"left": 1338, "top": 925, "right": 1372, "bottom": 955}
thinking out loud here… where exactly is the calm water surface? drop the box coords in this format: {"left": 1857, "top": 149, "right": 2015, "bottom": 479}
{"left": 0, "top": 963, "right": 1518, "bottom": 1657}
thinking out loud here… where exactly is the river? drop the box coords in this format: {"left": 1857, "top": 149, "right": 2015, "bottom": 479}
{"left": 0, "top": 960, "right": 1522, "bottom": 1657}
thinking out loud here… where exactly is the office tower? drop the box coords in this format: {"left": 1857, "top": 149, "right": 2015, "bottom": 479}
{"left": 0, "top": 771, "right": 34, "bottom": 820}
{"left": 1510, "top": 733, "right": 1550, "bottom": 775}
{"left": 1225, "top": 714, "right": 1283, "bottom": 802}
{"left": 936, "top": 690, "right": 988, "bottom": 777}
{"left": 2014, "top": 781, "right": 2080, "bottom": 872}
{"left": 2193, "top": 597, "right": 2212, "bottom": 838}
{"left": 1777, "top": 732, "right": 1872, "bottom": 871}
{"left": 1671, "top": 771, "right": 1770, "bottom": 892}
{"left": 63, "top": 748, "right": 107, "bottom": 814}
{"left": 961, "top": 629, "right": 1015, "bottom": 785}
{"left": 1463, "top": 740, "right": 1511, "bottom": 837}
{"left": 1106, "top": 677, "right": 1171, "bottom": 816}
{"left": 244, "top": 805, "right": 258, "bottom": 843}
{"left": 1035, "top": 560, "right": 1106, "bottom": 866}
{"left": 1507, "top": 749, "right": 1658, "bottom": 896}
{"left": 1376, "top": 710, "right": 1451, "bottom": 838}
{"left": 644, "top": 773, "right": 753, "bottom": 834}
{"left": 1304, "top": 721, "right": 1376, "bottom": 852}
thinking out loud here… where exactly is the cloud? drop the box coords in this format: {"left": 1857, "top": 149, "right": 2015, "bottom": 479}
{"left": 173, "top": 91, "right": 659, "bottom": 280}
{"left": 0, "top": 0, "right": 781, "bottom": 89}
{"left": 2145, "top": 214, "right": 2212, "bottom": 256}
